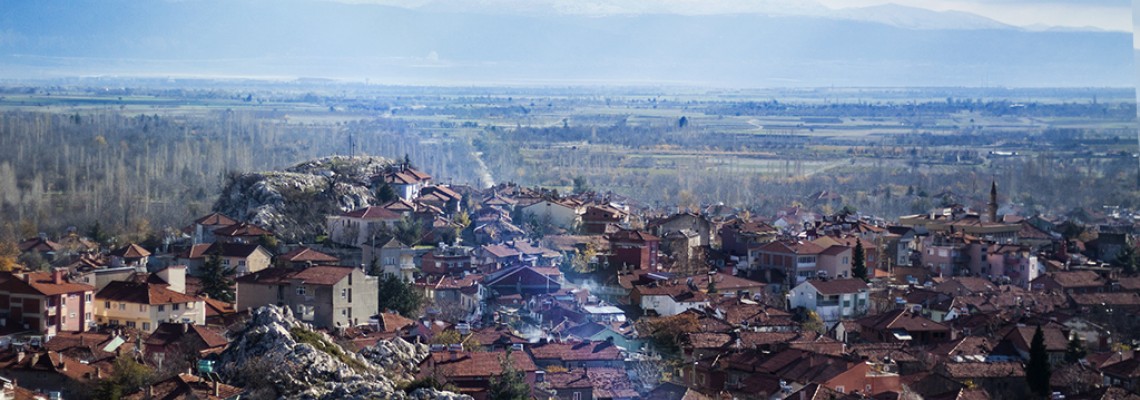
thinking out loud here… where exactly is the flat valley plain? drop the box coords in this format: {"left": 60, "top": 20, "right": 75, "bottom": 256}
{"left": 0, "top": 80, "right": 1134, "bottom": 235}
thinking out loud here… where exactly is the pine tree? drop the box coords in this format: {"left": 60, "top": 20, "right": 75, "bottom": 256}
{"left": 852, "top": 240, "right": 868, "bottom": 281}
{"left": 488, "top": 349, "right": 531, "bottom": 400}
{"left": 376, "top": 182, "right": 398, "bottom": 204}
{"left": 1114, "top": 245, "right": 1138, "bottom": 275}
{"left": 1025, "top": 325, "right": 1052, "bottom": 397}
{"left": 200, "top": 246, "right": 238, "bottom": 302}
{"left": 378, "top": 273, "right": 424, "bottom": 318}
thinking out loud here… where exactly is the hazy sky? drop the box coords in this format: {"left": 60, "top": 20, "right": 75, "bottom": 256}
{"left": 817, "top": 0, "right": 1131, "bottom": 31}
{"left": 341, "top": 0, "right": 1132, "bottom": 32}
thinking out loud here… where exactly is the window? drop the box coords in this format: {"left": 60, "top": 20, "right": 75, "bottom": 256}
{"left": 238, "top": 260, "right": 246, "bottom": 266}
{"left": 69, "top": 313, "right": 75, "bottom": 319}
{"left": 188, "top": 302, "right": 194, "bottom": 309}
{"left": 341, "top": 288, "right": 348, "bottom": 299}
{"left": 126, "top": 321, "right": 136, "bottom": 328}
{"left": 836, "top": 386, "right": 845, "bottom": 393}
{"left": 573, "top": 393, "right": 581, "bottom": 400}
{"left": 341, "top": 308, "right": 347, "bottom": 316}
{"left": 173, "top": 303, "right": 180, "bottom": 311}
{"left": 158, "top": 305, "right": 165, "bottom": 312}
{"left": 139, "top": 305, "right": 147, "bottom": 312}
{"left": 110, "top": 319, "right": 120, "bottom": 326}
{"left": 85, "top": 294, "right": 92, "bottom": 302}
{"left": 222, "top": 259, "right": 230, "bottom": 266}
{"left": 119, "top": 303, "right": 125, "bottom": 311}
{"left": 85, "top": 312, "right": 91, "bottom": 320}
{"left": 297, "top": 286, "right": 307, "bottom": 296}
{"left": 104, "top": 301, "right": 111, "bottom": 309}
{"left": 348, "top": 288, "right": 352, "bottom": 303}
{"left": 143, "top": 323, "right": 150, "bottom": 331}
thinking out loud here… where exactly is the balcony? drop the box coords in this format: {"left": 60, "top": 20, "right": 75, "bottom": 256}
{"left": 45, "top": 306, "right": 57, "bottom": 317}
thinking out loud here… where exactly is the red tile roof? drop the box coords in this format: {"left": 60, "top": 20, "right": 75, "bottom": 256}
{"left": 528, "top": 341, "right": 622, "bottom": 362}
{"left": 237, "top": 266, "right": 355, "bottom": 286}
{"left": 193, "top": 212, "right": 238, "bottom": 227}
{"left": 97, "top": 280, "right": 201, "bottom": 305}
{"left": 341, "top": 205, "right": 402, "bottom": 220}
{"left": 278, "top": 247, "right": 339, "bottom": 263}
{"left": 0, "top": 272, "right": 94, "bottom": 296}
{"left": 212, "top": 222, "right": 273, "bottom": 237}
{"left": 123, "top": 373, "right": 244, "bottom": 400}
{"left": 426, "top": 350, "right": 537, "bottom": 378}
{"left": 109, "top": 243, "right": 151, "bottom": 258}
{"left": 806, "top": 278, "right": 869, "bottom": 295}
{"left": 18, "top": 237, "right": 61, "bottom": 253}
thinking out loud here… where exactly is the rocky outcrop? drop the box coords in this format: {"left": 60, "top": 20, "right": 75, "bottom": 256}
{"left": 212, "top": 156, "right": 394, "bottom": 241}
{"left": 217, "top": 305, "right": 468, "bottom": 400}
{"left": 360, "top": 337, "right": 430, "bottom": 382}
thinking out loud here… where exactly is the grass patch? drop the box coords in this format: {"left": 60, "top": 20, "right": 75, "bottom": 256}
{"left": 290, "top": 327, "right": 369, "bottom": 372}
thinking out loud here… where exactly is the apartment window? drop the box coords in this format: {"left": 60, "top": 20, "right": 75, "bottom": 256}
{"left": 104, "top": 301, "right": 111, "bottom": 309}
{"left": 85, "top": 312, "right": 91, "bottom": 320}
{"left": 173, "top": 304, "right": 180, "bottom": 311}
{"left": 158, "top": 305, "right": 165, "bottom": 312}
{"left": 110, "top": 319, "right": 120, "bottom": 325}
{"left": 297, "top": 286, "right": 307, "bottom": 296}
{"left": 222, "top": 259, "right": 230, "bottom": 266}
{"left": 341, "top": 308, "right": 348, "bottom": 316}
{"left": 836, "top": 386, "right": 845, "bottom": 393}
{"left": 573, "top": 393, "right": 581, "bottom": 400}
{"left": 238, "top": 260, "right": 246, "bottom": 266}
{"left": 347, "top": 288, "right": 352, "bottom": 303}
{"left": 142, "top": 323, "right": 150, "bottom": 331}
{"left": 139, "top": 305, "right": 147, "bottom": 312}
{"left": 118, "top": 303, "right": 125, "bottom": 311}
{"left": 126, "top": 321, "right": 136, "bottom": 328}
{"left": 85, "top": 294, "right": 92, "bottom": 302}
{"left": 341, "top": 288, "right": 348, "bottom": 299}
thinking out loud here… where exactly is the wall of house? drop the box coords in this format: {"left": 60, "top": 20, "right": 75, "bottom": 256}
{"left": 523, "top": 201, "right": 579, "bottom": 229}
{"left": 95, "top": 299, "right": 203, "bottom": 332}
{"left": 817, "top": 251, "right": 852, "bottom": 279}
{"left": 59, "top": 292, "right": 90, "bottom": 333}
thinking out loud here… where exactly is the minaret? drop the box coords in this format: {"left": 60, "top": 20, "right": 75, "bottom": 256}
{"left": 988, "top": 180, "right": 998, "bottom": 223}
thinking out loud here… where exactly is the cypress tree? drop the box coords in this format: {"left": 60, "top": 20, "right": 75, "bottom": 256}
{"left": 852, "top": 240, "right": 868, "bottom": 281}
{"left": 1025, "top": 325, "right": 1052, "bottom": 397}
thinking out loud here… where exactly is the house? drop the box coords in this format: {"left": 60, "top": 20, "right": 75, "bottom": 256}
{"left": 527, "top": 340, "right": 624, "bottom": 369}
{"left": 933, "top": 361, "right": 1025, "bottom": 397}
{"left": 17, "top": 236, "right": 62, "bottom": 261}
{"left": 561, "top": 321, "right": 641, "bottom": 351}
{"left": 815, "top": 245, "right": 854, "bottom": 280}
{"left": 788, "top": 279, "right": 870, "bottom": 324}
{"left": 473, "top": 219, "right": 527, "bottom": 245}
{"left": 123, "top": 373, "right": 244, "bottom": 400}
{"left": 484, "top": 266, "right": 562, "bottom": 297}
{"left": 749, "top": 240, "right": 825, "bottom": 286}
{"left": 326, "top": 206, "right": 404, "bottom": 247}
{"left": 651, "top": 212, "right": 715, "bottom": 248}
{"left": 608, "top": 229, "right": 660, "bottom": 272}
{"left": 631, "top": 281, "right": 709, "bottom": 316}
{"left": 857, "top": 309, "right": 951, "bottom": 345}
{"left": 521, "top": 199, "right": 583, "bottom": 230}
{"left": 178, "top": 243, "right": 272, "bottom": 277}
{"left": 276, "top": 246, "right": 340, "bottom": 269}
{"left": 418, "top": 274, "right": 486, "bottom": 323}
{"left": 235, "top": 265, "right": 379, "bottom": 329}
{"left": 582, "top": 204, "right": 630, "bottom": 235}
{"left": 1101, "top": 357, "right": 1140, "bottom": 392}
{"left": 183, "top": 212, "right": 238, "bottom": 245}
{"left": 212, "top": 222, "right": 274, "bottom": 245}
{"left": 361, "top": 234, "right": 417, "bottom": 280}
{"left": 1031, "top": 270, "right": 1106, "bottom": 293}
{"left": 418, "top": 185, "right": 463, "bottom": 214}
{"left": 541, "top": 367, "right": 639, "bottom": 400}
{"left": 143, "top": 322, "right": 229, "bottom": 361}
{"left": 0, "top": 350, "right": 99, "bottom": 400}
{"left": 421, "top": 245, "right": 476, "bottom": 276}
{"left": 720, "top": 219, "right": 778, "bottom": 256}
{"left": 0, "top": 270, "right": 95, "bottom": 335}
{"left": 94, "top": 269, "right": 205, "bottom": 332}
{"left": 109, "top": 243, "right": 151, "bottom": 268}
{"left": 419, "top": 349, "right": 539, "bottom": 400}
{"left": 378, "top": 164, "right": 432, "bottom": 201}
{"left": 984, "top": 244, "right": 1041, "bottom": 288}
{"left": 477, "top": 243, "right": 523, "bottom": 272}
{"left": 997, "top": 325, "right": 1068, "bottom": 366}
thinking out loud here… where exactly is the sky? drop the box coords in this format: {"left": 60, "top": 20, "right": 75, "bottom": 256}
{"left": 817, "top": 0, "right": 1131, "bottom": 32}
{"left": 340, "top": 0, "right": 1133, "bottom": 32}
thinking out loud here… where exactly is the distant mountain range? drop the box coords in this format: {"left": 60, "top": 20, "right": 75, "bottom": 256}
{"left": 0, "top": 0, "right": 1132, "bottom": 87}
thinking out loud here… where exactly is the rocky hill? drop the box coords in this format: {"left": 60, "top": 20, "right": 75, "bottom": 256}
{"left": 217, "top": 305, "right": 468, "bottom": 400}
{"left": 212, "top": 156, "right": 394, "bottom": 242}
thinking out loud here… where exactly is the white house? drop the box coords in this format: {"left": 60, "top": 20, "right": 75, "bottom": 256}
{"left": 520, "top": 199, "right": 583, "bottom": 230}
{"left": 788, "top": 278, "right": 870, "bottom": 324}
{"left": 326, "top": 206, "right": 404, "bottom": 247}
{"left": 633, "top": 282, "right": 709, "bottom": 316}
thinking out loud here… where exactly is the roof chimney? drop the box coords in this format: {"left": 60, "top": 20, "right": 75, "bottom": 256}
{"left": 52, "top": 268, "right": 64, "bottom": 285}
